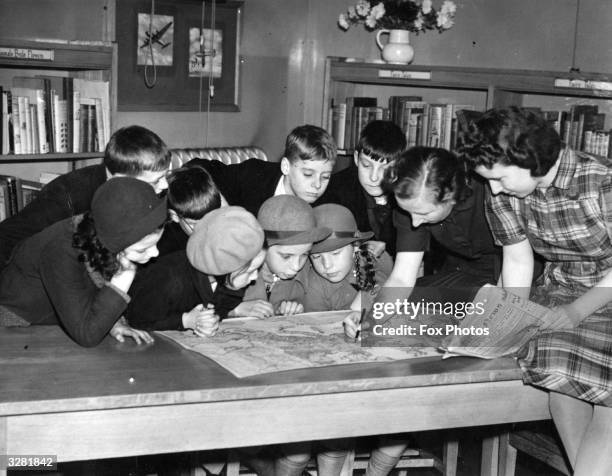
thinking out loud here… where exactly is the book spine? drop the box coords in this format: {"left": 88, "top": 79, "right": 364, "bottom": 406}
{"left": 72, "top": 91, "right": 81, "bottom": 153}
{"left": 10, "top": 93, "right": 20, "bottom": 154}
{"left": 35, "top": 89, "right": 49, "bottom": 153}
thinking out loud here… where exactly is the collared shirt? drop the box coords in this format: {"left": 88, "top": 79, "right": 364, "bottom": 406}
{"left": 486, "top": 147, "right": 612, "bottom": 292}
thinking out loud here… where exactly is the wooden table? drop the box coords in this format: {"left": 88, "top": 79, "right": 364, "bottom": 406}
{"left": 0, "top": 327, "right": 549, "bottom": 476}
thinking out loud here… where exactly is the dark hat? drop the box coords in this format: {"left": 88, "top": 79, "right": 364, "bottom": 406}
{"left": 92, "top": 177, "right": 168, "bottom": 253}
{"left": 187, "top": 206, "right": 264, "bottom": 275}
{"left": 257, "top": 195, "right": 331, "bottom": 246}
{"left": 310, "top": 204, "right": 374, "bottom": 254}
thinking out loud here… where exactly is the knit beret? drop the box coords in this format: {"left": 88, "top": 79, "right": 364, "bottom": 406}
{"left": 186, "top": 206, "right": 264, "bottom": 275}
{"left": 91, "top": 177, "right": 168, "bottom": 253}
{"left": 257, "top": 195, "right": 331, "bottom": 246}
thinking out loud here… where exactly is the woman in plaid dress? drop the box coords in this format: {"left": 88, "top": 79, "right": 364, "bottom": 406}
{"left": 459, "top": 106, "right": 612, "bottom": 476}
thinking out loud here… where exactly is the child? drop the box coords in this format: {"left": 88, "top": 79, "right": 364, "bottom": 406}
{"left": 0, "top": 125, "right": 172, "bottom": 270}
{"left": 126, "top": 206, "right": 266, "bottom": 332}
{"left": 459, "top": 106, "right": 612, "bottom": 476}
{"left": 317, "top": 120, "right": 407, "bottom": 256}
{"left": 0, "top": 177, "right": 167, "bottom": 347}
{"left": 188, "top": 125, "right": 337, "bottom": 216}
{"left": 305, "top": 203, "right": 393, "bottom": 312}
{"left": 156, "top": 164, "right": 224, "bottom": 256}
{"left": 241, "top": 194, "right": 331, "bottom": 317}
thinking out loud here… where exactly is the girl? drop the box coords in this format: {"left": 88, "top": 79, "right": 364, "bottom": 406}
{"left": 460, "top": 106, "right": 612, "bottom": 476}
{"left": 0, "top": 177, "right": 167, "bottom": 347}
{"left": 307, "top": 203, "right": 393, "bottom": 312}
{"left": 240, "top": 194, "right": 331, "bottom": 318}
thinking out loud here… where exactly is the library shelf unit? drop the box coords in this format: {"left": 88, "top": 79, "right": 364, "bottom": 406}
{"left": 0, "top": 38, "right": 116, "bottom": 180}
{"left": 323, "top": 56, "right": 612, "bottom": 156}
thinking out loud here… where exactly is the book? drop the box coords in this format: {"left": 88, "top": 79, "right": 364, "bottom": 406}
{"left": 331, "top": 102, "right": 347, "bottom": 150}
{"left": 344, "top": 97, "right": 377, "bottom": 151}
{"left": 440, "top": 284, "right": 562, "bottom": 359}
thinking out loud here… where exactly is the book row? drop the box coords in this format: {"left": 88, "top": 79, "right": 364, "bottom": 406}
{"left": 0, "top": 75, "right": 110, "bottom": 156}
{"left": 0, "top": 174, "right": 43, "bottom": 222}
{"left": 328, "top": 96, "right": 476, "bottom": 152}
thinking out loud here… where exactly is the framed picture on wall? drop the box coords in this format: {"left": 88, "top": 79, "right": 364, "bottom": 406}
{"left": 116, "top": 0, "right": 242, "bottom": 112}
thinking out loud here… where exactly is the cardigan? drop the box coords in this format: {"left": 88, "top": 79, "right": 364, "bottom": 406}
{"left": 0, "top": 217, "right": 129, "bottom": 347}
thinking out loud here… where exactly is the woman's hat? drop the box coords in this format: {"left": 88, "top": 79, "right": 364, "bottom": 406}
{"left": 310, "top": 204, "right": 374, "bottom": 254}
{"left": 91, "top": 177, "right": 168, "bottom": 253}
{"left": 187, "top": 206, "right": 264, "bottom": 275}
{"left": 257, "top": 195, "right": 331, "bottom": 246}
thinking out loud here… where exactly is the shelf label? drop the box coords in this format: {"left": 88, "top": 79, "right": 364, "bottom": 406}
{"left": 378, "top": 69, "right": 431, "bottom": 80}
{"left": 554, "top": 78, "right": 612, "bottom": 91}
{"left": 0, "top": 46, "right": 54, "bottom": 61}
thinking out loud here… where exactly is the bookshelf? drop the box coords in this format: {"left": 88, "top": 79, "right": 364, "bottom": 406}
{"left": 323, "top": 57, "right": 612, "bottom": 157}
{"left": 0, "top": 38, "right": 116, "bottom": 181}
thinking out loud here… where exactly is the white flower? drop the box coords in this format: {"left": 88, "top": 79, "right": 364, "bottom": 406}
{"left": 365, "top": 13, "right": 378, "bottom": 28}
{"left": 371, "top": 2, "right": 385, "bottom": 20}
{"left": 347, "top": 6, "right": 358, "bottom": 19}
{"left": 356, "top": 0, "right": 370, "bottom": 17}
{"left": 414, "top": 12, "right": 424, "bottom": 30}
{"left": 436, "top": 11, "right": 454, "bottom": 29}
{"left": 338, "top": 13, "right": 350, "bottom": 30}
{"left": 441, "top": 1, "right": 457, "bottom": 16}
{"left": 421, "top": 0, "right": 432, "bottom": 15}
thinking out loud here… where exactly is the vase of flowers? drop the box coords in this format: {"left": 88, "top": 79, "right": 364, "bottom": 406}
{"left": 338, "top": 0, "right": 457, "bottom": 64}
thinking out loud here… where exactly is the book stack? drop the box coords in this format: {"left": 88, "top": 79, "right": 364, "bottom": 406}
{"left": 0, "top": 76, "right": 110, "bottom": 156}
{"left": 328, "top": 97, "right": 390, "bottom": 152}
{"left": 548, "top": 104, "right": 611, "bottom": 157}
{"left": 0, "top": 174, "right": 43, "bottom": 222}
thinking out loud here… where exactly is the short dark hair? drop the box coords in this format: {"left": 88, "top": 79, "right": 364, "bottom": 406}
{"left": 356, "top": 120, "right": 407, "bottom": 163}
{"left": 457, "top": 106, "right": 561, "bottom": 177}
{"left": 104, "top": 125, "right": 171, "bottom": 175}
{"left": 284, "top": 124, "right": 337, "bottom": 164}
{"left": 383, "top": 146, "right": 471, "bottom": 204}
{"left": 167, "top": 165, "right": 222, "bottom": 220}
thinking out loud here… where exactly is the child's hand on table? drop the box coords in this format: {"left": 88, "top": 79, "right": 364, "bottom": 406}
{"left": 183, "top": 304, "right": 220, "bottom": 337}
{"left": 110, "top": 316, "right": 154, "bottom": 345}
{"left": 343, "top": 311, "right": 362, "bottom": 340}
{"left": 229, "top": 300, "right": 274, "bottom": 319}
{"left": 276, "top": 301, "right": 304, "bottom": 316}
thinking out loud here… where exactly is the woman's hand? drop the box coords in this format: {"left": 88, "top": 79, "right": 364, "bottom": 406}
{"left": 343, "top": 310, "right": 362, "bottom": 340}
{"left": 110, "top": 317, "right": 154, "bottom": 345}
{"left": 276, "top": 301, "right": 304, "bottom": 316}
{"left": 229, "top": 300, "right": 274, "bottom": 319}
{"left": 183, "top": 304, "right": 219, "bottom": 337}
{"left": 545, "top": 304, "right": 579, "bottom": 329}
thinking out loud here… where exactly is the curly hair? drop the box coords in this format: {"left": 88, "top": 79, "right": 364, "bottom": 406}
{"left": 72, "top": 213, "right": 120, "bottom": 281}
{"left": 382, "top": 146, "right": 472, "bottom": 204}
{"left": 353, "top": 243, "right": 378, "bottom": 292}
{"left": 456, "top": 106, "right": 561, "bottom": 177}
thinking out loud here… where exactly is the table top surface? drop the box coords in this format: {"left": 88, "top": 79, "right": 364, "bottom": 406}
{"left": 0, "top": 326, "right": 523, "bottom": 416}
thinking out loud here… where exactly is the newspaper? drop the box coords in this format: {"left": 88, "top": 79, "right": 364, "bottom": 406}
{"left": 440, "top": 284, "right": 559, "bottom": 359}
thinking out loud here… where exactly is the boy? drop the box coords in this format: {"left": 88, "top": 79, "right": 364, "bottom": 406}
{"left": 126, "top": 206, "right": 266, "bottom": 331}
{"left": 156, "top": 164, "right": 224, "bottom": 256}
{"left": 316, "top": 120, "right": 407, "bottom": 256}
{"left": 189, "top": 124, "right": 337, "bottom": 216}
{"left": 0, "top": 125, "right": 171, "bottom": 269}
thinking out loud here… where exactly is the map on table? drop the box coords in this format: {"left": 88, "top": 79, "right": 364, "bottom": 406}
{"left": 159, "top": 310, "right": 442, "bottom": 378}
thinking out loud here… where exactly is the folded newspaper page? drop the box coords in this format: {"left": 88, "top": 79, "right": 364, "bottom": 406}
{"left": 440, "top": 284, "right": 558, "bottom": 359}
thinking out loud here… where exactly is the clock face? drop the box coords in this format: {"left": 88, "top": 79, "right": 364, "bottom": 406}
{"left": 137, "top": 13, "right": 174, "bottom": 66}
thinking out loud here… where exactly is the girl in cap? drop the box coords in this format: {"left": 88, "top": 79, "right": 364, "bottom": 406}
{"left": 306, "top": 203, "right": 393, "bottom": 313}
{"left": 126, "top": 206, "right": 267, "bottom": 334}
{"left": 0, "top": 177, "right": 167, "bottom": 347}
{"left": 240, "top": 194, "right": 331, "bottom": 317}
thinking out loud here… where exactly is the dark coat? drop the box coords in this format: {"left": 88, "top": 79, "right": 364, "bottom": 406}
{"left": 186, "top": 158, "right": 282, "bottom": 216}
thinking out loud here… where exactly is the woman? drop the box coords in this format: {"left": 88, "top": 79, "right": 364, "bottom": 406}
{"left": 459, "top": 106, "right": 612, "bottom": 476}
{"left": 0, "top": 177, "right": 167, "bottom": 347}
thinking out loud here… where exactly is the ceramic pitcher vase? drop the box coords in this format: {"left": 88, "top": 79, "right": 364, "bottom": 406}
{"left": 375, "top": 29, "right": 414, "bottom": 64}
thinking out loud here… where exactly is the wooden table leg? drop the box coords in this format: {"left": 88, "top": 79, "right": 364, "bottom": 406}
{"left": 481, "top": 435, "right": 499, "bottom": 476}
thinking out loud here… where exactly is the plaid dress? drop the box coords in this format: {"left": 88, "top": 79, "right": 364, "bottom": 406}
{"left": 486, "top": 148, "right": 612, "bottom": 406}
